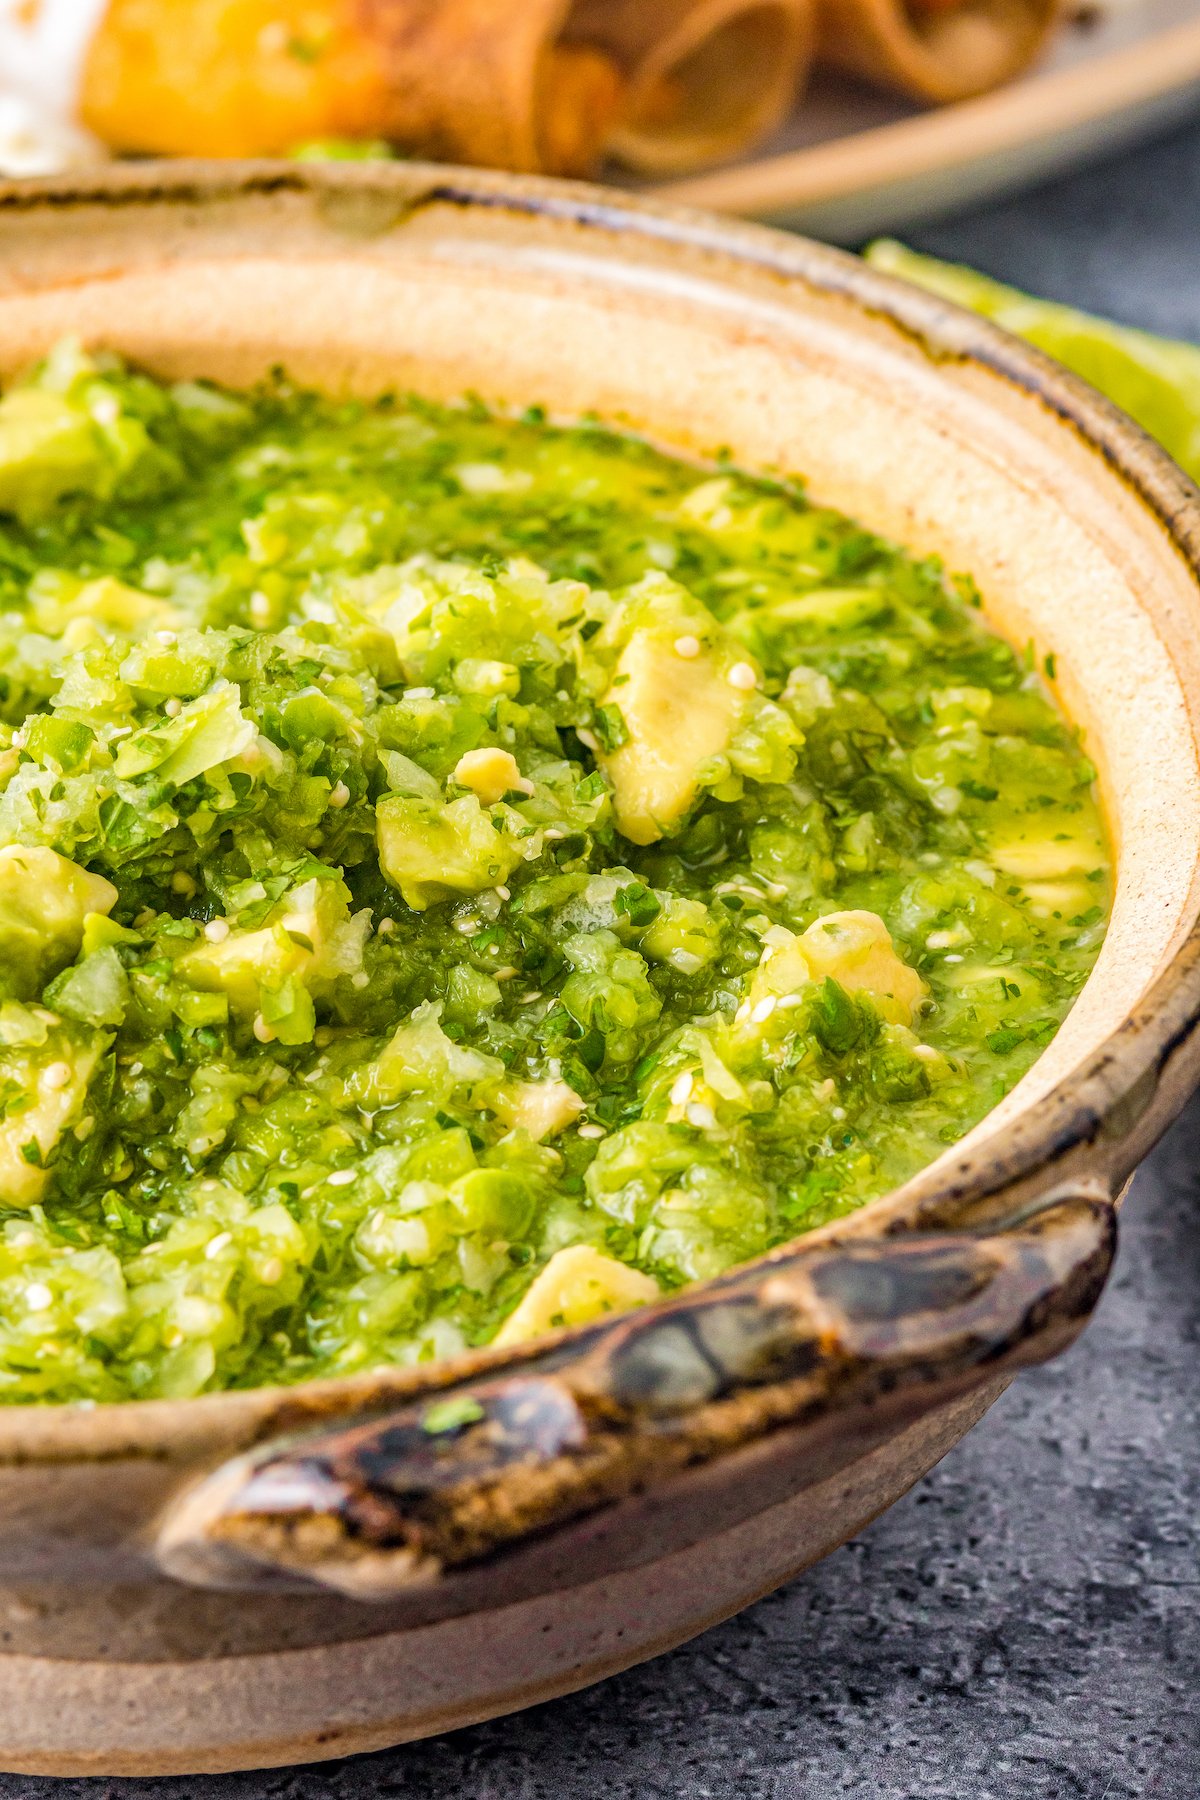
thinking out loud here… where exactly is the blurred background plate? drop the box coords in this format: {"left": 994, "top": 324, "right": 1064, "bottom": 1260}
{"left": 636, "top": 0, "right": 1200, "bottom": 241}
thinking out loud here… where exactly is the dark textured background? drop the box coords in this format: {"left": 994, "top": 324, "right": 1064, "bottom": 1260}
{"left": 12, "top": 118, "right": 1200, "bottom": 1800}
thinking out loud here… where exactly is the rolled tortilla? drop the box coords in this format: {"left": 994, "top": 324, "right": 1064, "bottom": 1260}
{"left": 570, "top": 0, "right": 815, "bottom": 175}
{"left": 815, "top": 0, "right": 1058, "bottom": 105}
{"left": 79, "top": 0, "right": 625, "bottom": 175}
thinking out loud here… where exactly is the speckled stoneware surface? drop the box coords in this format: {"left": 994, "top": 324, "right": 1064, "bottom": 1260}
{"left": 0, "top": 163, "right": 1199, "bottom": 1774}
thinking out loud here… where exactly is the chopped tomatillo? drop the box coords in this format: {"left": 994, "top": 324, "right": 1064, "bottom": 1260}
{"left": 0, "top": 343, "right": 1109, "bottom": 1401}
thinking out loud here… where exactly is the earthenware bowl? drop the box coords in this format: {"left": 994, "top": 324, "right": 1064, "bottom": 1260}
{"left": 0, "top": 162, "right": 1199, "bottom": 1777}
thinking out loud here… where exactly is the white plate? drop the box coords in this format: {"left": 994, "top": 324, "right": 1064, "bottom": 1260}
{"left": 637, "top": 0, "right": 1200, "bottom": 241}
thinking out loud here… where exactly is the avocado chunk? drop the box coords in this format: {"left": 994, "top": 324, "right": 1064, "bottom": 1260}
{"left": 799, "top": 910, "right": 925, "bottom": 1026}
{"left": 176, "top": 880, "right": 345, "bottom": 1022}
{"left": 177, "top": 924, "right": 307, "bottom": 1019}
{"left": 377, "top": 793, "right": 521, "bottom": 910}
{"left": 0, "top": 1022, "right": 103, "bottom": 1207}
{"left": 493, "top": 1245, "right": 660, "bottom": 1346}
{"left": 452, "top": 746, "right": 525, "bottom": 806}
{"left": 598, "top": 628, "right": 746, "bottom": 845}
{"left": 0, "top": 388, "right": 107, "bottom": 525}
{"left": 0, "top": 846, "right": 118, "bottom": 1001}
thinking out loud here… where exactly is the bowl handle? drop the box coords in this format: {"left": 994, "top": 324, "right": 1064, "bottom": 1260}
{"left": 156, "top": 1187, "right": 1115, "bottom": 1597}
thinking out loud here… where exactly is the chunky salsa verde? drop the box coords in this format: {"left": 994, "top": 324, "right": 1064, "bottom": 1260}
{"left": 0, "top": 344, "right": 1109, "bottom": 1402}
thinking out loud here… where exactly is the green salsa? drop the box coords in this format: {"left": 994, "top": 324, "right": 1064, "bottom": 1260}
{"left": 0, "top": 343, "right": 1109, "bottom": 1402}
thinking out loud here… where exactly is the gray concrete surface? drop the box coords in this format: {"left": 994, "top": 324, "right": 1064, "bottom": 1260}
{"left": 9, "top": 117, "right": 1200, "bottom": 1800}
